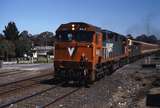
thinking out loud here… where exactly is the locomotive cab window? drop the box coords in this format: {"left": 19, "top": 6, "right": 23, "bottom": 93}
{"left": 67, "top": 33, "right": 73, "bottom": 41}
{"left": 56, "top": 31, "right": 94, "bottom": 42}
{"left": 74, "top": 31, "right": 94, "bottom": 42}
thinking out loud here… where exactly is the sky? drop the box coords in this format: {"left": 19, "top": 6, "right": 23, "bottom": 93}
{"left": 0, "top": 0, "right": 160, "bottom": 38}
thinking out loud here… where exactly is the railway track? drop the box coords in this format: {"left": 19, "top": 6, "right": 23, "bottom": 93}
{"left": 0, "top": 72, "right": 52, "bottom": 87}
{"left": 0, "top": 69, "right": 18, "bottom": 73}
{"left": 0, "top": 72, "right": 55, "bottom": 108}
{"left": 0, "top": 82, "right": 81, "bottom": 108}
{"left": 0, "top": 70, "right": 26, "bottom": 77}
{"left": 0, "top": 69, "right": 50, "bottom": 78}
{"left": 0, "top": 83, "right": 62, "bottom": 108}
{"left": 42, "top": 87, "right": 81, "bottom": 108}
{"left": 0, "top": 74, "right": 53, "bottom": 95}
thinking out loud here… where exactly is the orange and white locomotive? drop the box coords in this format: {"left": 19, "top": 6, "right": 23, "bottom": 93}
{"left": 54, "top": 22, "right": 159, "bottom": 83}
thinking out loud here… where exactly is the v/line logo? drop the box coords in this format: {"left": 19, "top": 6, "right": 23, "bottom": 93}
{"left": 68, "top": 47, "right": 75, "bottom": 56}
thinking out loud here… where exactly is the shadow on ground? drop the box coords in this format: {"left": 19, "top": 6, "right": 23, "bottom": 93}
{"left": 40, "top": 78, "right": 89, "bottom": 88}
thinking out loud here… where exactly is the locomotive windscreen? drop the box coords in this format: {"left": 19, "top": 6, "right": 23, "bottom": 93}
{"left": 56, "top": 31, "right": 94, "bottom": 42}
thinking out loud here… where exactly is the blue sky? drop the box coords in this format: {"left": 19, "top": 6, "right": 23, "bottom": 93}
{"left": 0, "top": 0, "right": 160, "bottom": 38}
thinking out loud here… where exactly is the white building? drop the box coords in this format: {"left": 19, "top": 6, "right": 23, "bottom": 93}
{"left": 32, "top": 46, "right": 54, "bottom": 58}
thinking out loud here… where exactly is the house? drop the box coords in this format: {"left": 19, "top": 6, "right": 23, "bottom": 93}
{"left": 31, "top": 46, "right": 54, "bottom": 58}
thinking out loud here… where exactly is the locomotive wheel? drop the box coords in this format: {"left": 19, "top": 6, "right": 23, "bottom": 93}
{"left": 95, "top": 64, "right": 106, "bottom": 80}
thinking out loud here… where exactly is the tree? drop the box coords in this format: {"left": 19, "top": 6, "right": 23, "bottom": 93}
{"left": 0, "top": 39, "right": 15, "bottom": 59}
{"left": 15, "top": 30, "right": 32, "bottom": 57}
{"left": 19, "top": 30, "right": 32, "bottom": 40}
{"left": 0, "top": 33, "right": 4, "bottom": 40}
{"left": 31, "top": 31, "right": 54, "bottom": 46}
{"left": 148, "top": 35, "right": 157, "bottom": 43}
{"left": 3, "top": 22, "right": 19, "bottom": 41}
{"left": 136, "top": 34, "right": 149, "bottom": 42}
{"left": 15, "top": 40, "right": 32, "bottom": 57}
{"left": 136, "top": 34, "right": 158, "bottom": 43}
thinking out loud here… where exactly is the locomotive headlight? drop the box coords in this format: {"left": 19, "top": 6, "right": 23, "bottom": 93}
{"left": 72, "top": 27, "right": 75, "bottom": 31}
{"left": 72, "top": 24, "right": 75, "bottom": 27}
{"left": 72, "top": 24, "right": 75, "bottom": 30}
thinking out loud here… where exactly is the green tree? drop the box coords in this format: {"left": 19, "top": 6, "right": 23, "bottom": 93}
{"left": 0, "top": 33, "right": 4, "bottom": 41}
{"left": 15, "top": 30, "right": 32, "bottom": 57}
{"left": 0, "top": 39, "right": 15, "bottom": 59}
{"left": 2, "top": 22, "right": 32, "bottom": 58}
{"left": 15, "top": 40, "right": 32, "bottom": 57}
{"left": 3, "top": 22, "right": 19, "bottom": 41}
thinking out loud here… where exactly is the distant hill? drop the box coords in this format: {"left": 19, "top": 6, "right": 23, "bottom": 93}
{"left": 135, "top": 34, "right": 158, "bottom": 44}
{"left": 31, "top": 31, "right": 55, "bottom": 46}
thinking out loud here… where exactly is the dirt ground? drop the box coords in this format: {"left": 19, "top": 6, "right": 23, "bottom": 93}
{"left": 47, "top": 57, "right": 160, "bottom": 108}
{"left": 0, "top": 56, "right": 160, "bottom": 108}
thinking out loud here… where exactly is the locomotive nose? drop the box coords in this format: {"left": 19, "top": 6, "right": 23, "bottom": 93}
{"left": 54, "top": 42, "right": 93, "bottom": 67}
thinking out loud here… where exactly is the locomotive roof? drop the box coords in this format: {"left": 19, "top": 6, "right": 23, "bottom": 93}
{"left": 56, "top": 22, "right": 102, "bottom": 33}
{"left": 102, "top": 29, "right": 126, "bottom": 39}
